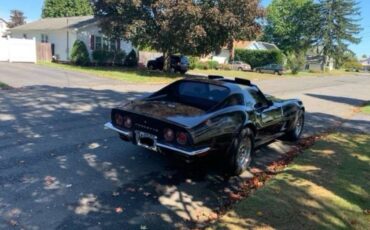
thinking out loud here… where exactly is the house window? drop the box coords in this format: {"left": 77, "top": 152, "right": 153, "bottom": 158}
{"left": 103, "top": 37, "right": 109, "bottom": 50}
{"left": 95, "top": 36, "right": 102, "bottom": 50}
{"left": 41, "top": 34, "right": 48, "bottom": 43}
{"left": 110, "top": 39, "right": 117, "bottom": 51}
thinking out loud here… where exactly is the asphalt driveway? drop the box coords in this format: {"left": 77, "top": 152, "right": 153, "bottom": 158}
{"left": 0, "top": 63, "right": 369, "bottom": 229}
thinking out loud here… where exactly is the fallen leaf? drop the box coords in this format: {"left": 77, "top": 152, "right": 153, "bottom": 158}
{"left": 363, "top": 209, "right": 370, "bottom": 215}
{"left": 257, "top": 211, "right": 263, "bottom": 216}
{"left": 115, "top": 207, "right": 123, "bottom": 213}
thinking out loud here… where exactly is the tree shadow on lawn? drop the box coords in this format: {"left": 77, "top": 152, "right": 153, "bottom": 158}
{"left": 0, "top": 86, "right": 369, "bottom": 229}
{"left": 215, "top": 132, "right": 370, "bottom": 230}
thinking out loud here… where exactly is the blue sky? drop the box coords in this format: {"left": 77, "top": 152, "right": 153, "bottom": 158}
{"left": 0, "top": 0, "right": 368, "bottom": 57}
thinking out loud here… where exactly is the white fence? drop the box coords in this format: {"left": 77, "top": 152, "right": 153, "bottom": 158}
{"left": 0, "top": 37, "right": 37, "bottom": 63}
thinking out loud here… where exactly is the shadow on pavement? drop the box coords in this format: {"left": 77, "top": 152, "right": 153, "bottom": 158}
{"left": 0, "top": 86, "right": 368, "bottom": 229}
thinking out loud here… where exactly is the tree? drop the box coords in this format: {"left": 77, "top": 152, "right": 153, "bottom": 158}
{"left": 93, "top": 0, "right": 264, "bottom": 70}
{"left": 42, "top": 0, "right": 93, "bottom": 18}
{"left": 8, "top": 10, "right": 26, "bottom": 28}
{"left": 362, "top": 54, "right": 367, "bottom": 59}
{"left": 318, "top": 0, "right": 362, "bottom": 69}
{"left": 263, "top": 0, "right": 319, "bottom": 54}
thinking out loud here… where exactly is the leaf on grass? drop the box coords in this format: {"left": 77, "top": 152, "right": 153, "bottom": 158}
{"left": 257, "top": 211, "right": 263, "bottom": 216}
{"left": 115, "top": 207, "right": 123, "bottom": 213}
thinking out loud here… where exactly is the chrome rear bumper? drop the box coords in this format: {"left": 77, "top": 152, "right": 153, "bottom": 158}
{"left": 104, "top": 122, "right": 210, "bottom": 156}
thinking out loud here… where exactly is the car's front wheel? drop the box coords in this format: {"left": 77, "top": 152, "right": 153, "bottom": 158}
{"left": 284, "top": 110, "right": 304, "bottom": 141}
{"left": 228, "top": 128, "right": 254, "bottom": 175}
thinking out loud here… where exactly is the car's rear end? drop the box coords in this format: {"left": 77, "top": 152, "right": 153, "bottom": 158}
{"left": 105, "top": 108, "right": 211, "bottom": 161}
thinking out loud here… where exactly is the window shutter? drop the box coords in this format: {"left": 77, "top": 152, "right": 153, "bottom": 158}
{"left": 90, "top": 35, "right": 95, "bottom": 50}
{"left": 116, "top": 39, "right": 121, "bottom": 50}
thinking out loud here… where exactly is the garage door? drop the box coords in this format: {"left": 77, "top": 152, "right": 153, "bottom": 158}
{"left": 0, "top": 38, "right": 36, "bottom": 63}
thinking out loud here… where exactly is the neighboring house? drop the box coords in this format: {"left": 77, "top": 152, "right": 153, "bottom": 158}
{"left": 360, "top": 57, "right": 370, "bottom": 71}
{"left": 204, "top": 40, "right": 279, "bottom": 64}
{"left": 0, "top": 18, "right": 9, "bottom": 37}
{"left": 10, "top": 16, "right": 134, "bottom": 62}
{"left": 304, "top": 46, "right": 334, "bottom": 71}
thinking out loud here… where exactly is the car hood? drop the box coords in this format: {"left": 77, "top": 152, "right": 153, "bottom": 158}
{"left": 121, "top": 100, "right": 208, "bottom": 128}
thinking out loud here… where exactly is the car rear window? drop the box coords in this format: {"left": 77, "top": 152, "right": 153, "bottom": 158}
{"left": 178, "top": 81, "right": 229, "bottom": 102}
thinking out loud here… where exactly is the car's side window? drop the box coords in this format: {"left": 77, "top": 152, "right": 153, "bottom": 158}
{"left": 222, "top": 94, "right": 244, "bottom": 108}
{"left": 246, "top": 88, "right": 270, "bottom": 109}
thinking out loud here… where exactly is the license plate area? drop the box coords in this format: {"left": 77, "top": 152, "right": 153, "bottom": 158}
{"left": 135, "top": 131, "right": 157, "bottom": 151}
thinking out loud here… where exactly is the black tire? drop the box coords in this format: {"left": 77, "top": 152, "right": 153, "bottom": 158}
{"left": 228, "top": 128, "right": 254, "bottom": 175}
{"left": 180, "top": 70, "right": 187, "bottom": 75}
{"left": 148, "top": 64, "right": 154, "bottom": 70}
{"left": 284, "top": 110, "right": 305, "bottom": 141}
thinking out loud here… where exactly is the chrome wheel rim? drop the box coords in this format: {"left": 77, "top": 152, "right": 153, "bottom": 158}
{"left": 237, "top": 138, "right": 252, "bottom": 169}
{"left": 295, "top": 115, "right": 304, "bottom": 136}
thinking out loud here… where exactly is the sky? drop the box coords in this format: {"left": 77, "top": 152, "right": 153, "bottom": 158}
{"left": 0, "top": 0, "right": 368, "bottom": 57}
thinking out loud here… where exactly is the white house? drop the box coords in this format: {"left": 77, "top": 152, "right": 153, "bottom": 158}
{"left": 205, "top": 40, "right": 279, "bottom": 64}
{"left": 0, "top": 18, "right": 9, "bottom": 37}
{"left": 10, "top": 16, "right": 134, "bottom": 62}
{"left": 360, "top": 57, "right": 370, "bottom": 71}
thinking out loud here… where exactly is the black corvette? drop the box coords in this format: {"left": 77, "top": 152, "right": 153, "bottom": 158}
{"left": 105, "top": 76, "right": 305, "bottom": 175}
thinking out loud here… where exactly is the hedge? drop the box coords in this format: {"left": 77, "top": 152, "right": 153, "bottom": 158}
{"left": 234, "top": 49, "right": 284, "bottom": 68}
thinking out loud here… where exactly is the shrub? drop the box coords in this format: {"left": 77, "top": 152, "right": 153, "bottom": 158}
{"left": 124, "top": 49, "right": 138, "bottom": 67}
{"left": 70, "top": 40, "right": 90, "bottom": 66}
{"left": 286, "top": 52, "right": 305, "bottom": 75}
{"left": 188, "top": 56, "right": 200, "bottom": 70}
{"left": 219, "top": 64, "right": 231, "bottom": 70}
{"left": 195, "top": 62, "right": 208, "bottom": 70}
{"left": 207, "top": 60, "right": 219, "bottom": 70}
{"left": 92, "top": 50, "right": 126, "bottom": 66}
{"left": 92, "top": 50, "right": 110, "bottom": 65}
{"left": 343, "top": 60, "right": 362, "bottom": 72}
{"left": 234, "top": 49, "right": 284, "bottom": 69}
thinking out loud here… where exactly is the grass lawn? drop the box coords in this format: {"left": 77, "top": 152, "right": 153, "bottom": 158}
{"left": 38, "top": 62, "right": 182, "bottom": 84}
{"left": 360, "top": 102, "right": 370, "bottom": 114}
{"left": 189, "top": 69, "right": 368, "bottom": 81}
{"left": 211, "top": 132, "right": 370, "bottom": 230}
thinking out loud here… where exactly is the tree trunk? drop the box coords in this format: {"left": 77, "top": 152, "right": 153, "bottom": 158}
{"left": 163, "top": 51, "right": 171, "bottom": 72}
{"left": 227, "top": 40, "right": 234, "bottom": 63}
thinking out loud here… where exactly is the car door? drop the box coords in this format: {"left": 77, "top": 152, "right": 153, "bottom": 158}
{"left": 246, "top": 88, "right": 284, "bottom": 141}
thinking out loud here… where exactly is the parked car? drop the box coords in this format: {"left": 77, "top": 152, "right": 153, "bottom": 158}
{"left": 105, "top": 76, "right": 305, "bottom": 175}
{"left": 230, "top": 61, "right": 252, "bottom": 71}
{"left": 254, "top": 64, "right": 285, "bottom": 75}
{"left": 147, "top": 55, "right": 189, "bottom": 74}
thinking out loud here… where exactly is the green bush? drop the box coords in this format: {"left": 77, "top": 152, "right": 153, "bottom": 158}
{"left": 343, "top": 60, "right": 362, "bottom": 72}
{"left": 287, "top": 52, "right": 305, "bottom": 75}
{"left": 207, "top": 60, "right": 219, "bottom": 70}
{"left": 219, "top": 64, "right": 231, "bottom": 70}
{"left": 124, "top": 49, "right": 138, "bottom": 67}
{"left": 92, "top": 50, "right": 110, "bottom": 65}
{"left": 195, "top": 62, "right": 208, "bottom": 70}
{"left": 234, "top": 49, "right": 284, "bottom": 69}
{"left": 188, "top": 56, "right": 200, "bottom": 70}
{"left": 92, "top": 50, "right": 126, "bottom": 66}
{"left": 70, "top": 40, "right": 90, "bottom": 66}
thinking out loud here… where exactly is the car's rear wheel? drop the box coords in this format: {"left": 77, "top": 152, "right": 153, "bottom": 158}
{"left": 284, "top": 110, "right": 304, "bottom": 141}
{"left": 228, "top": 128, "right": 254, "bottom": 175}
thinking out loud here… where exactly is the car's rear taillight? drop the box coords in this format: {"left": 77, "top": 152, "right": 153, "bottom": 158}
{"left": 114, "top": 113, "right": 124, "bottom": 126}
{"left": 123, "top": 116, "right": 132, "bottom": 129}
{"left": 176, "top": 132, "right": 188, "bottom": 145}
{"left": 164, "top": 128, "right": 174, "bottom": 142}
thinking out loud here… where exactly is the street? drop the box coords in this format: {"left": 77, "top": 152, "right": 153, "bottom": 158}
{"left": 0, "top": 63, "right": 369, "bottom": 229}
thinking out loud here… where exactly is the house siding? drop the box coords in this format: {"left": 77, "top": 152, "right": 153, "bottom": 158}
{"left": 10, "top": 22, "right": 134, "bottom": 62}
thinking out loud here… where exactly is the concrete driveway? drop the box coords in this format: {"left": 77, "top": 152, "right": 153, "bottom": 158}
{"left": 0, "top": 63, "right": 369, "bottom": 229}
